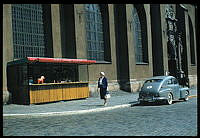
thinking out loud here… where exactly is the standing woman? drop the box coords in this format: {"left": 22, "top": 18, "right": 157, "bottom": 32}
{"left": 98, "top": 72, "right": 108, "bottom": 106}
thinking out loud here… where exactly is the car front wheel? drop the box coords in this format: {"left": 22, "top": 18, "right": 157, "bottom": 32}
{"left": 166, "top": 93, "right": 173, "bottom": 105}
{"left": 183, "top": 91, "right": 189, "bottom": 101}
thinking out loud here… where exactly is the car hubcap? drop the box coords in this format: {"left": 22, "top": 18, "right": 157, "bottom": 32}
{"left": 167, "top": 93, "right": 172, "bottom": 104}
{"left": 185, "top": 91, "right": 189, "bottom": 101}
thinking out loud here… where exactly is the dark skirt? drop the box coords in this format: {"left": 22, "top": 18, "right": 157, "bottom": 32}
{"left": 100, "top": 88, "right": 107, "bottom": 99}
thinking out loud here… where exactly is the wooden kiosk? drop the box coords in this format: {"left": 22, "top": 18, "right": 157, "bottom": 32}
{"left": 7, "top": 57, "right": 96, "bottom": 105}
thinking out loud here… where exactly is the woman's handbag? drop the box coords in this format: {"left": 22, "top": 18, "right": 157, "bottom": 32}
{"left": 105, "top": 91, "right": 111, "bottom": 99}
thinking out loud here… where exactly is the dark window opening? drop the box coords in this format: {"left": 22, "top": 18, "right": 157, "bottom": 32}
{"left": 132, "top": 4, "right": 149, "bottom": 64}
{"left": 85, "top": 4, "right": 111, "bottom": 62}
{"left": 11, "top": 4, "right": 52, "bottom": 59}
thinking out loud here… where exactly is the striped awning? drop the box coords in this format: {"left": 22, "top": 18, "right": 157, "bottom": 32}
{"left": 27, "top": 57, "right": 96, "bottom": 64}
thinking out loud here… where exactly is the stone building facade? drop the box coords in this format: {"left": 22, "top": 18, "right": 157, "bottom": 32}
{"left": 3, "top": 4, "right": 197, "bottom": 104}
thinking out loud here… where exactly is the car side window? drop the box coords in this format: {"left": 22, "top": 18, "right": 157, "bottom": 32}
{"left": 167, "top": 79, "right": 172, "bottom": 85}
{"left": 173, "top": 78, "right": 178, "bottom": 84}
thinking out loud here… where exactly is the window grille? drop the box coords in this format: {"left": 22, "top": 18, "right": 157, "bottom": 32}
{"left": 12, "top": 4, "right": 46, "bottom": 59}
{"left": 85, "top": 4, "right": 104, "bottom": 61}
{"left": 132, "top": 6, "right": 143, "bottom": 63}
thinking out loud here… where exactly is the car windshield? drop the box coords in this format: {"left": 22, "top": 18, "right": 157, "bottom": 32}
{"left": 145, "top": 79, "right": 163, "bottom": 83}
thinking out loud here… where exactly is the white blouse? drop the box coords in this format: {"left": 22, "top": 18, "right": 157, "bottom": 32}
{"left": 99, "top": 77, "right": 104, "bottom": 85}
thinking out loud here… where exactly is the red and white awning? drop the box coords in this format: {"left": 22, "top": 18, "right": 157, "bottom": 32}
{"left": 27, "top": 57, "right": 96, "bottom": 64}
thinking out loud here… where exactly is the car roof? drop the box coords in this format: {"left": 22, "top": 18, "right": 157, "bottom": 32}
{"left": 145, "top": 75, "right": 174, "bottom": 81}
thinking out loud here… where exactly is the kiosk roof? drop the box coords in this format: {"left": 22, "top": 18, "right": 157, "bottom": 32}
{"left": 8, "top": 57, "right": 96, "bottom": 65}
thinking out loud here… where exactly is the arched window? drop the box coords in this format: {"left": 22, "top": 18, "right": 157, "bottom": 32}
{"left": 132, "top": 5, "right": 148, "bottom": 63}
{"left": 189, "top": 16, "right": 196, "bottom": 65}
{"left": 85, "top": 4, "right": 104, "bottom": 61}
{"left": 12, "top": 4, "right": 46, "bottom": 59}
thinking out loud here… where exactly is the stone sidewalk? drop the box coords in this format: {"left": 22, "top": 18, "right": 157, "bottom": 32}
{"left": 3, "top": 87, "right": 197, "bottom": 117}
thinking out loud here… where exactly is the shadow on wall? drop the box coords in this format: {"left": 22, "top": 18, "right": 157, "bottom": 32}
{"left": 88, "top": 79, "right": 144, "bottom": 97}
{"left": 188, "top": 75, "right": 197, "bottom": 88}
{"left": 118, "top": 80, "right": 131, "bottom": 92}
{"left": 119, "top": 80, "right": 144, "bottom": 93}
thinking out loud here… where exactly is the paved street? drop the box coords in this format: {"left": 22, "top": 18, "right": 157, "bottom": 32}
{"left": 3, "top": 96, "right": 197, "bottom": 136}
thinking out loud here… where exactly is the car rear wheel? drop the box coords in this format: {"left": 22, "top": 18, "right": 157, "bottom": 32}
{"left": 166, "top": 93, "right": 173, "bottom": 105}
{"left": 183, "top": 91, "right": 189, "bottom": 101}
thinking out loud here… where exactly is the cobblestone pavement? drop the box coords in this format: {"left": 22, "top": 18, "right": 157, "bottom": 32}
{"left": 3, "top": 95, "right": 197, "bottom": 136}
{"left": 3, "top": 87, "right": 197, "bottom": 116}
{"left": 3, "top": 90, "right": 136, "bottom": 115}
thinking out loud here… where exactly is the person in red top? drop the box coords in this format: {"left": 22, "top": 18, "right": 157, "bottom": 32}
{"left": 38, "top": 76, "right": 45, "bottom": 84}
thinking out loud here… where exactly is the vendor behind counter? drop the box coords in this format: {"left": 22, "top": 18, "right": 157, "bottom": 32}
{"left": 37, "top": 76, "right": 45, "bottom": 84}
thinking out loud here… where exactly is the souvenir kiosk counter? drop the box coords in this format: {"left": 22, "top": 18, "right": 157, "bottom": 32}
{"left": 7, "top": 57, "right": 96, "bottom": 105}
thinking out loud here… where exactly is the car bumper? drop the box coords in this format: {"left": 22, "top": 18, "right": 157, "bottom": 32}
{"left": 138, "top": 96, "right": 167, "bottom": 103}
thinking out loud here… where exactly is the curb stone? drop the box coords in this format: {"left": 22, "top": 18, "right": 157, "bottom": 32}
{"left": 3, "top": 104, "right": 132, "bottom": 117}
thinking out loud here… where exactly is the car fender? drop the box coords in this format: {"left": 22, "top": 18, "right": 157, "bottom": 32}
{"left": 180, "top": 87, "right": 190, "bottom": 99}
{"left": 159, "top": 87, "right": 172, "bottom": 98}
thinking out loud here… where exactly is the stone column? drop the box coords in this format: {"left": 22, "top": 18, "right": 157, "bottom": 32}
{"left": 160, "top": 4, "right": 170, "bottom": 74}
{"left": 51, "top": 4, "right": 62, "bottom": 58}
{"left": 107, "top": 4, "right": 119, "bottom": 91}
{"left": 74, "top": 4, "right": 88, "bottom": 82}
{"left": 3, "top": 4, "right": 14, "bottom": 104}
